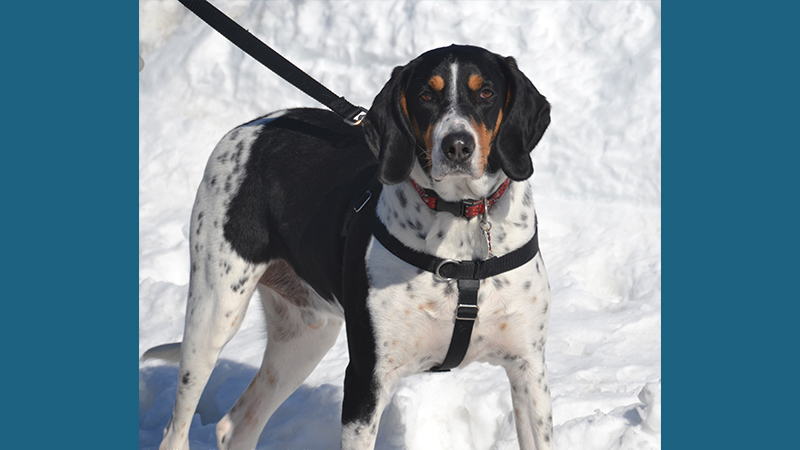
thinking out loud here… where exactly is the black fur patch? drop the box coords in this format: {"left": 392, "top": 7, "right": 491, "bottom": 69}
{"left": 222, "top": 110, "right": 378, "bottom": 303}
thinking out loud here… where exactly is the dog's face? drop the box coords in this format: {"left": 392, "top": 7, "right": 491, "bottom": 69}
{"left": 364, "top": 45, "right": 551, "bottom": 185}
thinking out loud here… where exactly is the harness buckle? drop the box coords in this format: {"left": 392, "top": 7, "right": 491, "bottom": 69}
{"left": 434, "top": 259, "right": 459, "bottom": 281}
{"left": 343, "top": 106, "right": 368, "bottom": 126}
{"left": 455, "top": 304, "right": 479, "bottom": 321}
{"left": 353, "top": 190, "right": 372, "bottom": 212}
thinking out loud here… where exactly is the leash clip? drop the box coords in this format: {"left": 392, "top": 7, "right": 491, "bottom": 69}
{"left": 343, "top": 106, "right": 368, "bottom": 126}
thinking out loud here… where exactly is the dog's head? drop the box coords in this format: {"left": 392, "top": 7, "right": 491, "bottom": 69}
{"left": 363, "top": 45, "right": 550, "bottom": 186}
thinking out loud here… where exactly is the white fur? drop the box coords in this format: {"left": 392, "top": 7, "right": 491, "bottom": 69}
{"left": 449, "top": 62, "right": 459, "bottom": 102}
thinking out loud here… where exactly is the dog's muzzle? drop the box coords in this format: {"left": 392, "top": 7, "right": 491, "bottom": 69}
{"left": 431, "top": 114, "right": 482, "bottom": 181}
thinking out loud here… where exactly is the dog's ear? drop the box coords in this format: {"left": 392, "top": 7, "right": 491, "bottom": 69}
{"left": 492, "top": 56, "right": 551, "bottom": 181}
{"left": 362, "top": 65, "right": 417, "bottom": 185}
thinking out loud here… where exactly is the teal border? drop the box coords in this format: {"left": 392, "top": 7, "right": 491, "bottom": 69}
{"left": 2, "top": 1, "right": 134, "bottom": 443}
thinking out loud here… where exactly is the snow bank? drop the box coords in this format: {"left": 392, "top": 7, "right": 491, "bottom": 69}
{"left": 139, "top": 1, "right": 661, "bottom": 448}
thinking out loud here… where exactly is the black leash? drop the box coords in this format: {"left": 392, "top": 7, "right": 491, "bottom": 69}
{"left": 177, "top": 0, "right": 368, "bottom": 125}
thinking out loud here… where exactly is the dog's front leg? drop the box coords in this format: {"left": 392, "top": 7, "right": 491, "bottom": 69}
{"left": 339, "top": 289, "right": 399, "bottom": 450}
{"left": 504, "top": 350, "right": 554, "bottom": 450}
{"left": 340, "top": 359, "right": 400, "bottom": 450}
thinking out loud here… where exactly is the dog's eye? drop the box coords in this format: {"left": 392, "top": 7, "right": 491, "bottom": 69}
{"left": 419, "top": 91, "right": 433, "bottom": 101}
{"left": 480, "top": 89, "right": 495, "bottom": 99}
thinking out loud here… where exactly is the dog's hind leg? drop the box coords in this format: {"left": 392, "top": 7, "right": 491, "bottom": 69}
{"left": 159, "top": 241, "right": 267, "bottom": 450}
{"left": 157, "top": 118, "right": 283, "bottom": 450}
{"left": 215, "top": 261, "right": 344, "bottom": 450}
{"left": 160, "top": 181, "right": 269, "bottom": 449}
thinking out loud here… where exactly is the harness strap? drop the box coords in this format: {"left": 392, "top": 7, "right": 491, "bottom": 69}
{"left": 370, "top": 210, "right": 539, "bottom": 372}
{"left": 178, "top": 0, "right": 367, "bottom": 125}
{"left": 344, "top": 180, "right": 539, "bottom": 372}
{"left": 371, "top": 216, "right": 539, "bottom": 281}
{"left": 433, "top": 278, "right": 480, "bottom": 371}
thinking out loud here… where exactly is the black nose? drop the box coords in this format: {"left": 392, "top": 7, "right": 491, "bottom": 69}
{"left": 442, "top": 132, "right": 475, "bottom": 163}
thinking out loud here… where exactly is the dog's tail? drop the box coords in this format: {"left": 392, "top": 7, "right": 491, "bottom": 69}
{"left": 140, "top": 342, "right": 182, "bottom": 364}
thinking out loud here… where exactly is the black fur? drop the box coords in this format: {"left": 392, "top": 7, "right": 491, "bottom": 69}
{"left": 490, "top": 56, "right": 551, "bottom": 181}
{"left": 223, "top": 109, "right": 377, "bottom": 302}
{"left": 362, "top": 66, "right": 417, "bottom": 185}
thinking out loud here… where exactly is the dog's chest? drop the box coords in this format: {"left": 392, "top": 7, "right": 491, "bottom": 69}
{"left": 364, "top": 180, "right": 549, "bottom": 373}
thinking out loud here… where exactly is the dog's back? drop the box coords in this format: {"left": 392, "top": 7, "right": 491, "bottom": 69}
{"left": 210, "top": 108, "right": 377, "bottom": 301}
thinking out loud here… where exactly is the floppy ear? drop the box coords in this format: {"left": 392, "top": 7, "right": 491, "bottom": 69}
{"left": 362, "top": 65, "right": 417, "bottom": 185}
{"left": 492, "top": 56, "right": 551, "bottom": 181}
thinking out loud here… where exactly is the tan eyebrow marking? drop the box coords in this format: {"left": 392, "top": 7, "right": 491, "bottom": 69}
{"left": 468, "top": 74, "right": 483, "bottom": 91}
{"left": 429, "top": 75, "right": 445, "bottom": 91}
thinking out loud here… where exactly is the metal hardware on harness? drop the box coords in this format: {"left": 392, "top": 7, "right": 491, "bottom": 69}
{"left": 353, "top": 190, "right": 372, "bottom": 212}
{"left": 435, "top": 259, "right": 459, "bottom": 281}
{"left": 455, "top": 303, "right": 479, "bottom": 321}
{"left": 343, "top": 107, "right": 369, "bottom": 126}
{"left": 178, "top": 0, "right": 368, "bottom": 126}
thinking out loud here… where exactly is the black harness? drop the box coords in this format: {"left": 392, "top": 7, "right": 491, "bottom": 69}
{"left": 344, "top": 179, "right": 540, "bottom": 372}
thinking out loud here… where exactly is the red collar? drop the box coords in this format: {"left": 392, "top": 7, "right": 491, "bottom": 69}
{"left": 408, "top": 178, "right": 511, "bottom": 219}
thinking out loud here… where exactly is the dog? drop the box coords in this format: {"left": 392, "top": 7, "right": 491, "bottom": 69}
{"left": 143, "top": 44, "right": 553, "bottom": 450}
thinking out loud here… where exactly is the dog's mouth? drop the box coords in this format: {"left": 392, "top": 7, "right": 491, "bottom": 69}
{"left": 430, "top": 160, "right": 482, "bottom": 182}
{"left": 428, "top": 140, "right": 485, "bottom": 182}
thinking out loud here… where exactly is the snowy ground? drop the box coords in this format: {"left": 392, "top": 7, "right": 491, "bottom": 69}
{"left": 139, "top": 1, "right": 661, "bottom": 449}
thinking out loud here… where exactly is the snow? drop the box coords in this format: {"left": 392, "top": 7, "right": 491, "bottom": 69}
{"left": 138, "top": 1, "right": 661, "bottom": 449}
